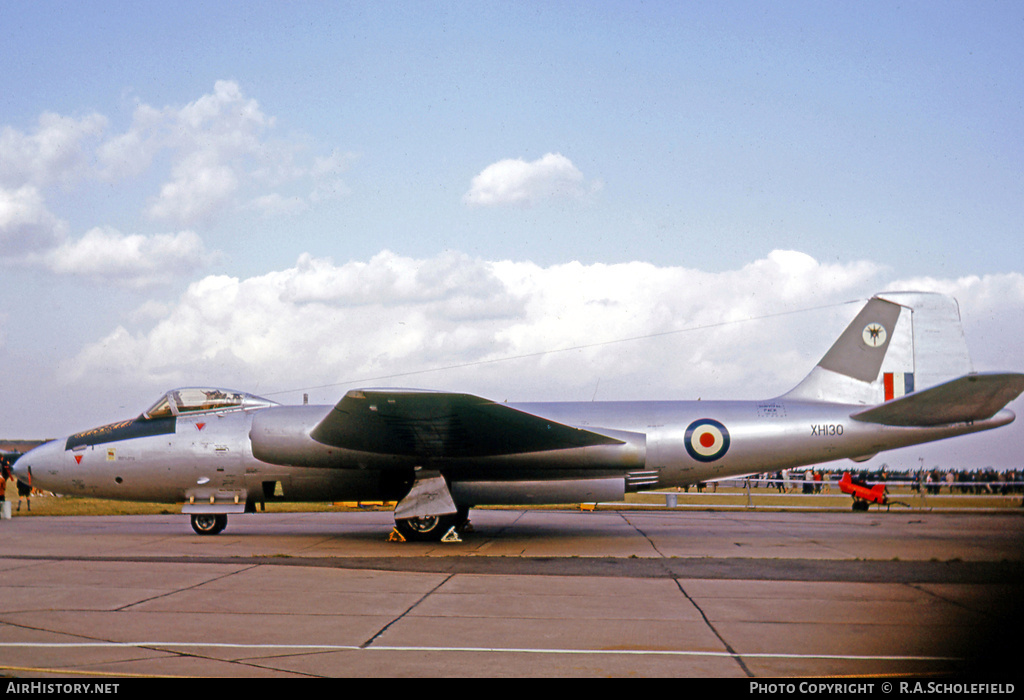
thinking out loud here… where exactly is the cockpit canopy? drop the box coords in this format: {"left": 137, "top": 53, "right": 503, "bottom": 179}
{"left": 141, "top": 388, "right": 278, "bottom": 420}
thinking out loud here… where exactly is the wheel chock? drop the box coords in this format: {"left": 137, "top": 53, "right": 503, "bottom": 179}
{"left": 386, "top": 528, "right": 407, "bottom": 543}
{"left": 441, "top": 526, "right": 462, "bottom": 543}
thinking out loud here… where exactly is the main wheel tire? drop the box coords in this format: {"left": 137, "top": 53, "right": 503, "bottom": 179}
{"left": 851, "top": 500, "right": 870, "bottom": 512}
{"left": 191, "top": 513, "right": 227, "bottom": 535}
{"left": 395, "top": 513, "right": 459, "bottom": 542}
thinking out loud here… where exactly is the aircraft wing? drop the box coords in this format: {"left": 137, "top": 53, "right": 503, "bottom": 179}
{"left": 310, "top": 389, "right": 624, "bottom": 459}
{"left": 850, "top": 372, "right": 1024, "bottom": 427}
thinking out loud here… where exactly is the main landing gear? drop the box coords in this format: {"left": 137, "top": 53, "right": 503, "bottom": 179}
{"left": 191, "top": 513, "right": 227, "bottom": 535}
{"left": 389, "top": 469, "right": 470, "bottom": 542}
{"left": 393, "top": 506, "right": 470, "bottom": 542}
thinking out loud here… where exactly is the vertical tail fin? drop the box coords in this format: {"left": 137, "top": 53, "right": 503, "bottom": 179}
{"left": 783, "top": 292, "right": 974, "bottom": 405}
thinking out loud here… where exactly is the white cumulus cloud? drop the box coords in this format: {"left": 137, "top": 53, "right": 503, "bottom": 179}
{"left": 0, "top": 184, "right": 67, "bottom": 256}
{"left": 62, "top": 249, "right": 897, "bottom": 399}
{"left": 464, "top": 153, "right": 598, "bottom": 206}
{"left": 0, "top": 111, "right": 107, "bottom": 188}
{"left": 146, "top": 151, "right": 241, "bottom": 223}
{"left": 44, "top": 227, "right": 212, "bottom": 288}
{"left": 142, "top": 81, "right": 271, "bottom": 224}
{"left": 131, "top": 81, "right": 354, "bottom": 225}
{"left": 0, "top": 81, "right": 348, "bottom": 278}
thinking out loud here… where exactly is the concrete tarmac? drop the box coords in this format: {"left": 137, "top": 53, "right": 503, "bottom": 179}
{"left": 1, "top": 508, "right": 1022, "bottom": 678}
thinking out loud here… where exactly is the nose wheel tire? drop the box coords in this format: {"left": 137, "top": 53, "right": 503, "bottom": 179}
{"left": 191, "top": 513, "right": 227, "bottom": 535}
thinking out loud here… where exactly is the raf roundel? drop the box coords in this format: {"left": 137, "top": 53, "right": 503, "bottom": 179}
{"left": 684, "top": 418, "right": 731, "bottom": 462}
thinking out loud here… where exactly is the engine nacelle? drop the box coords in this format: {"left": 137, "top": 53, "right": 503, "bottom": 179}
{"left": 249, "top": 406, "right": 371, "bottom": 468}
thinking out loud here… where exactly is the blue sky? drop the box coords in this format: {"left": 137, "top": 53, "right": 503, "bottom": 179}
{"left": 1, "top": 1, "right": 1023, "bottom": 470}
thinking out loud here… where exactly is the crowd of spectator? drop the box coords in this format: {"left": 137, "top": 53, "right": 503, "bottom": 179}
{"left": 747, "top": 467, "right": 1024, "bottom": 495}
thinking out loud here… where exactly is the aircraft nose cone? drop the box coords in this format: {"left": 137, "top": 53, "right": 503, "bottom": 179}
{"left": 11, "top": 440, "right": 57, "bottom": 487}
{"left": 11, "top": 454, "right": 32, "bottom": 482}
{"left": 10, "top": 459, "right": 25, "bottom": 481}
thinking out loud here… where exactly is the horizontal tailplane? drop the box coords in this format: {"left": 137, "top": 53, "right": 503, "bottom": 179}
{"left": 850, "top": 372, "right": 1024, "bottom": 427}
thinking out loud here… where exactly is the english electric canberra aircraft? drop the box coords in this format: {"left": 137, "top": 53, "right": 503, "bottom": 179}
{"left": 12, "top": 292, "right": 1024, "bottom": 540}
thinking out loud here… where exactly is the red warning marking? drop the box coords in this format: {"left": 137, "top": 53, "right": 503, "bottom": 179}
{"left": 74, "top": 455, "right": 83, "bottom": 464}
{"left": 196, "top": 423, "right": 206, "bottom": 431}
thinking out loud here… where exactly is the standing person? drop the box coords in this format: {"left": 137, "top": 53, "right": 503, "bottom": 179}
{"left": 16, "top": 479, "right": 31, "bottom": 512}
{"left": 0, "top": 467, "right": 7, "bottom": 515}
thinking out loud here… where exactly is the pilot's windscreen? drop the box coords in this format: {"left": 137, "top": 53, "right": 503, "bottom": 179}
{"left": 143, "top": 396, "right": 174, "bottom": 419}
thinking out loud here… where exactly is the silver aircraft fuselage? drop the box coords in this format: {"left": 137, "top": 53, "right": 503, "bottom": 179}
{"left": 16, "top": 395, "right": 1013, "bottom": 507}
